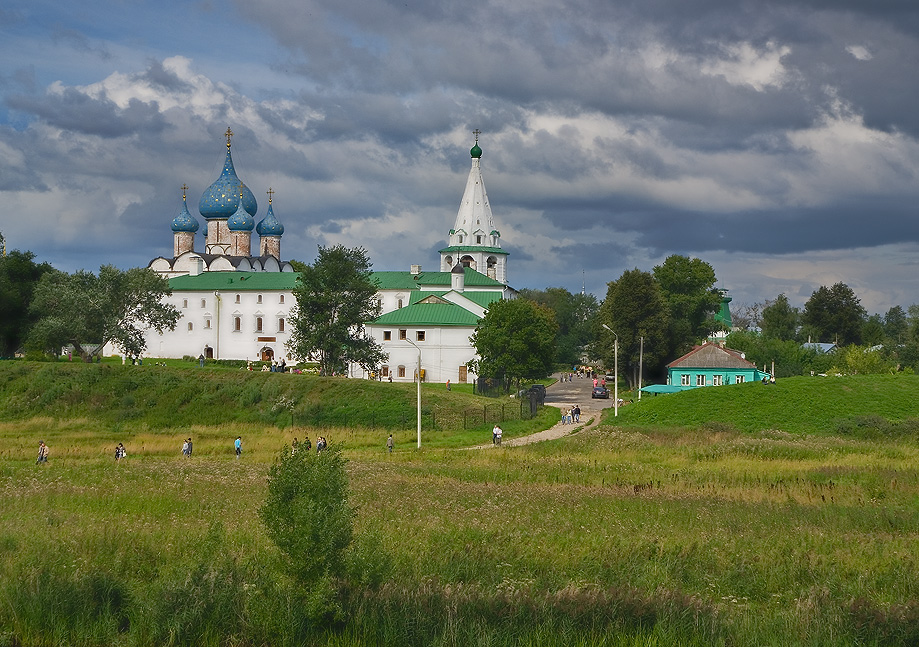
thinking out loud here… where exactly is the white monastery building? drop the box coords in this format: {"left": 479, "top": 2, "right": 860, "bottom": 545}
{"left": 138, "top": 130, "right": 515, "bottom": 382}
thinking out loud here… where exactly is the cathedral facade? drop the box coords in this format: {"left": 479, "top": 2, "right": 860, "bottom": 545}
{"left": 139, "top": 131, "right": 514, "bottom": 381}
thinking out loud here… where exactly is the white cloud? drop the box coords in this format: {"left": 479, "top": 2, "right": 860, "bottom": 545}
{"left": 701, "top": 41, "right": 792, "bottom": 91}
{"left": 845, "top": 45, "right": 873, "bottom": 61}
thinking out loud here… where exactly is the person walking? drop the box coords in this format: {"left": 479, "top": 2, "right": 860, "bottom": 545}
{"left": 386, "top": 434, "right": 394, "bottom": 453}
{"left": 187, "top": 438, "right": 193, "bottom": 457}
{"left": 573, "top": 405, "right": 580, "bottom": 423}
{"left": 36, "top": 441, "right": 49, "bottom": 464}
{"left": 493, "top": 424, "right": 500, "bottom": 444}
{"left": 235, "top": 436, "right": 242, "bottom": 459}
{"left": 182, "top": 439, "right": 189, "bottom": 457}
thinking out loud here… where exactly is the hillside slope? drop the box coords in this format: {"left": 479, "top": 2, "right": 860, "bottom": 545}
{"left": 617, "top": 374, "right": 919, "bottom": 435}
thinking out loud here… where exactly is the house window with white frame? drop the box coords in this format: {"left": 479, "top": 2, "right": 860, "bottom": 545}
{"left": 278, "top": 318, "right": 285, "bottom": 333}
{"left": 234, "top": 316, "right": 241, "bottom": 331}
{"left": 416, "top": 331, "right": 425, "bottom": 342}
{"left": 736, "top": 375, "right": 745, "bottom": 384}
{"left": 398, "top": 365, "right": 406, "bottom": 378}
{"left": 204, "top": 318, "right": 211, "bottom": 329}
{"left": 257, "top": 294, "right": 263, "bottom": 304}
{"left": 383, "top": 331, "right": 392, "bottom": 341}
{"left": 235, "top": 294, "right": 241, "bottom": 304}
{"left": 680, "top": 374, "right": 690, "bottom": 386}
{"left": 279, "top": 294, "right": 285, "bottom": 304}
{"left": 712, "top": 374, "right": 723, "bottom": 386}
{"left": 696, "top": 375, "right": 706, "bottom": 386}
{"left": 256, "top": 317, "right": 263, "bottom": 333}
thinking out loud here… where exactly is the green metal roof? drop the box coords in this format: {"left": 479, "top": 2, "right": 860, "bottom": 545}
{"left": 455, "top": 291, "right": 503, "bottom": 308}
{"left": 369, "top": 302, "right": 483, "bottom": 327}
{"left": 438, "top": 245, "right": 507, "bottom": 255}
{"left": 371, "top": 268, "right": 504, "bottom": 290}
{"left": 169, "top": 272, "right": 300, "bottom": 291}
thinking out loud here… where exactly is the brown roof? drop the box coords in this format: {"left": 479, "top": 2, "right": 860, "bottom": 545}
{"left": 668, "top": 343, "right": 755, "bottom": 370}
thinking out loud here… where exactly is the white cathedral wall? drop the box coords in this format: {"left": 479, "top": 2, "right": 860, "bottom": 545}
{"left": 139, "top": 288, "right": 293, "bottom": 363}
{"left": 352, "top": 325, "right": 478, "bottom": 384}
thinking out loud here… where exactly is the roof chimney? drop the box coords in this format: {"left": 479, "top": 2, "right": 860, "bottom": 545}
{"left": 411, "top": 264, "right": 422, "bottom": 275}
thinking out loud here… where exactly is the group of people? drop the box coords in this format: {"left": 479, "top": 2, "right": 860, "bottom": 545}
{"left": 246, "top": 359, "right": 288, "bottom": 372}
{"left": 492, "top": 424, "right": 503, "bottom": 445}
{"left": 115, "top": 443, "right": 126, "bottom": 461}
{"left": 561, "top": 405, "right": 581, "bottom": 424}
{"left": 182, "top": 438, "right": 194, "bottom": 457}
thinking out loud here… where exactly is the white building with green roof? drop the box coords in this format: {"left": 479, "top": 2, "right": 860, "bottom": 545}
{"left": 137, "top": 133, "right": 514, "bottom": 379}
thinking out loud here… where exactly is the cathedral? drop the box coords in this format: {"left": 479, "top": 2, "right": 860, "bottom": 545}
{"left": 140, "top": 129, "right": 514, "bottom": 382}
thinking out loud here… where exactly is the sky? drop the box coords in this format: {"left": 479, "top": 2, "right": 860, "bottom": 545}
{"left": 1, "top": 0, "right": 918, "bottom": 315}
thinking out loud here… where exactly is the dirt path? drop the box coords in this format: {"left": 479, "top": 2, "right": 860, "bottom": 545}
{"left": 471, "top": 373, "right": 614, "bottom": 448}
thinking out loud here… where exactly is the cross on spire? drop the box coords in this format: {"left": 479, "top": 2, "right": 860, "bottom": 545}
{"left": 266, "top": 187, "right": 274, "bottom": 203}
{"left": 237, "top": 182, "right": 245, "bottom": 199}
{"left": 181, "top": 183, "right": 188, "bottom": 200}
{"left": 472, "top": 129, "right": 481, "bottom": 143}
{"left": 225, "top": 127, "right": 234, "bottom": 149}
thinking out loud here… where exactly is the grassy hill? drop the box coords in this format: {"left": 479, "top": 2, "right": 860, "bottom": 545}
{"left": 617, "top": 374, "right": 919, "bottom": 435}
{"left": 0, "top": 361, "right": 548, "bottom": 437}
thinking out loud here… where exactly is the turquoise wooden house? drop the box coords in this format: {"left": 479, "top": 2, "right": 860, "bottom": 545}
{"left": 665, "top": 343, "right": 770, "bottom": 389}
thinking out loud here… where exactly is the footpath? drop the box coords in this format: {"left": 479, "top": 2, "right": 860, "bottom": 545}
{"left": 471, "top": 373, "right": 614, "bottom": 449}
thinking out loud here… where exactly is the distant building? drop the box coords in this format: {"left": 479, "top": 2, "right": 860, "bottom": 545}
{"left": 130, "top": 131, "right": 513, "bottom": 380}
{"left": 665, "top": 342, "right": 770, "bottom": 389}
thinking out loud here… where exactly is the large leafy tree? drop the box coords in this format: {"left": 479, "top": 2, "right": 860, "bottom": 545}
{"left": 884, "top": 305, "right": 908, "bottom": 345}
{"left": 287, "top": 245, "right": 385, "bottom": 376}
{"left": 518, "top": 287, "right": 598, "bottom": 365}
{"left": 0, "top": 248, "right": 55, "bottom": 357}
{"left": 469, "top": 298, "right": 558, "bottom": 392}
{"left": 652, "top": 255, "right": 722, "bottom": 356}
{"left": 760, "top": 294, "right": 799, "bottom": 340}
{"left": 598, "top": 268, "right": 670, "bottom": 387}
{"left": 28, "top": 265, "right": 180, "bottom": 359}
{"left": 802, "top": 282, "right": 866, "bottom": 346}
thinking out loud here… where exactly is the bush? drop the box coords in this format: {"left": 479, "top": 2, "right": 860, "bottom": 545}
{"left": 259, "top": 443, "right": 354, "bottom": 622}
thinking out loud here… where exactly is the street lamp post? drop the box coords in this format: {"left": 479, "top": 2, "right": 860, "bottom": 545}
{"left": 601, "top": 324, "right": 618, "bottom": 417}
{"left": 406, "top": 338, "right": 422, "bottom": 448}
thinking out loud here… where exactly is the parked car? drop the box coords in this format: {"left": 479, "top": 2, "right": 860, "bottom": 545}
{"left": 592, "top": 386, "right": 609, "bottom": 399}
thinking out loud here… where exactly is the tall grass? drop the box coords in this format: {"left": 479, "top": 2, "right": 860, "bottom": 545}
{"left": 4, "top": 372, "right": 919, "bottom": 645}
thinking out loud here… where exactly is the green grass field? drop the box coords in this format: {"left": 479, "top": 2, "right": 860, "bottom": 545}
{"left": 2, "top": 364, "right": 919, "bottom": 646}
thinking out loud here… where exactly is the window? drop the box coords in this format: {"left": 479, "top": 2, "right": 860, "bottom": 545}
{"left": 680, "top": 374, "right": 690, "bottom": 386}
{"left": 278, "top": 318, "right": 285, "bottom": 332}
{"left": 182, "top": 299, "right": 188, "bottom": 308}
{"left": 712, "top": 375, "right": 723, "bottom": 386}
{"left": 458, "top": 235, "right": 464, "bottom": 243}
{"left": 399, "top": 329, "right": 407, "bottom": 340}
{"left": 256, "top": 317, "right": 263, "bottom": 332}
{"left": 279, "top": 294, "right": 285, "bottom": 304}
{"left": 736, "top": 375, "right": 745, "bottom": 384}
{"left": 398, "top": 298, "right": 403, "bottom": 309}
{"left": 398, "top": 365, "right": 406, "bottom": 378}
{"left": 383, "top": 331, "right": 392, "bottom": 341}
{"left": 204, "top": 319, "right": 211, "bottom": 329}
{"left": 187, "top": 322, "right": 193, "bottom": 331}
{"left": 416, "top": 331, "right": 425, "bottom": 341}
{"left": 381, "top": 366, "right": 389, "bottom": 377}
{"left": 234, "top": 316, "right": 241, "bottom": 332}
{"left": 200, "top": 299, "right": 206, "bottom": 308}
{"left": 235, "top": 294, "right": 241, "bottom": 304}
{"left": 476, "top": 235, "right": 482, "bottom": 244}
{"left": 696, "top": 375, "right": 706, "bottom": 387}
{"left": 257, "top": 294, "right": 263, "bottom": 304}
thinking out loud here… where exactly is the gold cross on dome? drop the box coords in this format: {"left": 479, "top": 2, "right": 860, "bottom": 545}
{"left": 472, "top": 129, "right": 481, "bottom": 143}
{"left": 225, "top": 127, "right": 234, "bottom": 148}
{"left": 181, "top": 183, "right": 188, "bottom": 200}
{"left": 266, "top": 187, "right": 274, "bottom": 203}
{"left": 238, "top": 182, "right": 245, "bottom": 199}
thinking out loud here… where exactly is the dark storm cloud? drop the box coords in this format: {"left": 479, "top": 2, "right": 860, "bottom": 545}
{"left": 7, "top": 89, "right": 165, "bottom": 138}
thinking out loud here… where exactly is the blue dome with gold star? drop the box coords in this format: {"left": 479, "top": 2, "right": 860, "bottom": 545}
{"left": 227, "top": 200, "right": 255, "bottom": 232}
{"left": 198, "top": 145, "right": 258, "bottom": 220}
{"left": 256, "top": 203, "right": 284, "bottom": 236}
{"left": 171, "top": 195, "right": 200, "bottom": 233}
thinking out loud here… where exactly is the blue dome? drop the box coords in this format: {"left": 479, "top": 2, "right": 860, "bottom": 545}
{"left": 256, "top": 203, "right": 284, "bottom": 236}
{"left": 171, "top": 196, "right": 200, "bottom": 233}
{"left": 227, "top": 201, "right": 254, "bottom": 231}
{"left": 198, "top": 147, "right": 258, "bottom": 220}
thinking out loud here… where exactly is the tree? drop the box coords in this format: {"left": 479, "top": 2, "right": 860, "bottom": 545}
{"left": 0, "top": 249, "right": 55, "bottom": 357}
{"left": 469, "top": 298, "right": 558, "bottom": 392}
{"left": 27, "top": 265, "right": 180, "bottom": 359}
{"left": 760, "top": 294, "right": 799, "bottom": 340}
{"left": 259, "top": 443, "right": 353, "bottom": 622}
{"left": 287, "top": 245, "right": 385, "bottom": 376}
{"left": 598, "top": 269, "right": 670, "bottom": 387}
{"left": 862, "top": 314, "right": 885, "bottom": 347}
{"left": 884, "top": 306, "right": 908, "bottom": 345}
{"left": 518, "top": 287, "right": 598, "bottom": 366}
{"left": 802, "top": 282, "right": 866, "bottom": 346}
{"left": 652, "top": 255, "right": 722, "bottom": 356}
